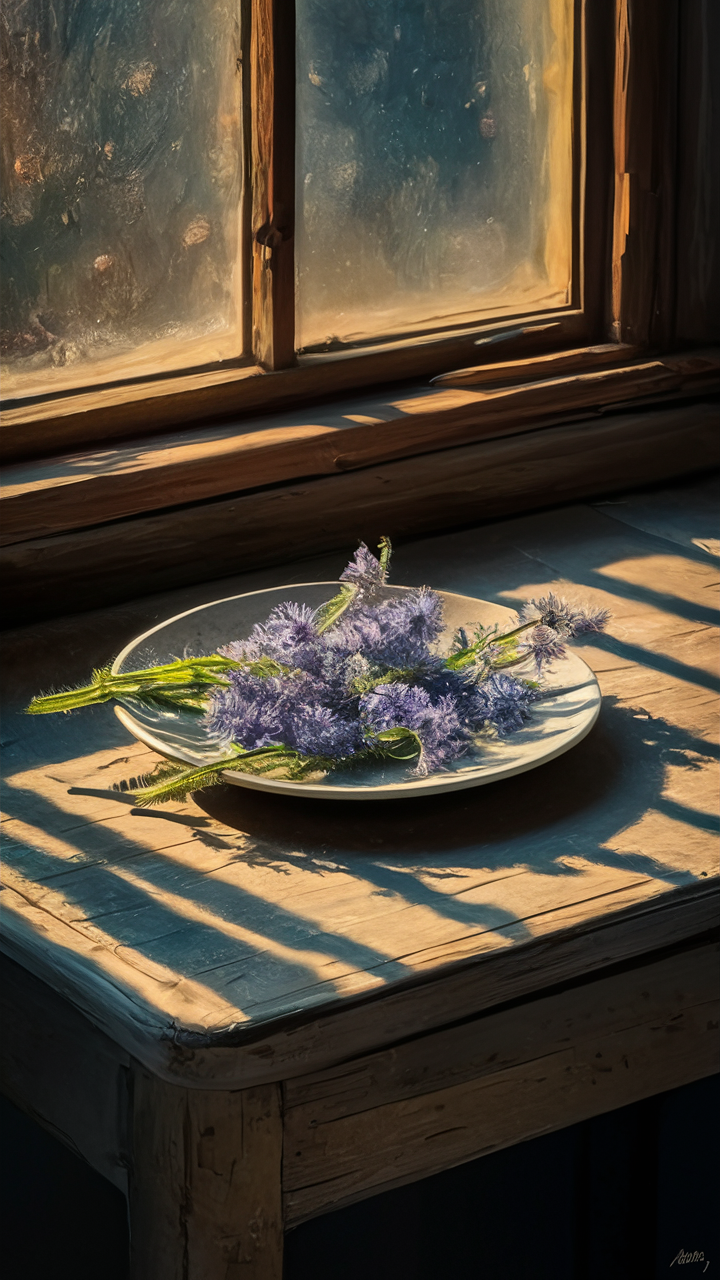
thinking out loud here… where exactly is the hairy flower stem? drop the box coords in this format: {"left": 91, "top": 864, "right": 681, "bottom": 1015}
{"left": 124, "top": 728, "right": 422, "bottom": 804}
{"left": 25, "top": 654, "right": 289, "bottom": 717}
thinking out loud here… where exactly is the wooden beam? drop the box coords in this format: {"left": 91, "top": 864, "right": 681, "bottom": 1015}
{"left": 251, "top": 0, "right": 295, "bottom": 369}
{"left": 282, "top": 941, "right": 719, "bottom": 1224}
{"left": 430, "top": 342, "right": 639, "bottom": 388}
{"left": 2, "top": 400, "right": 717, "bottom": 626}
{"left": 612, "top": 0, "right": 680, "bottom": 346}
{"left": 2, "top": 350, "right": 718, "bottom": 546}
{"left": 0, "top": 318, "right": 593, "bottom": 465}
{"left": 129, "top": 1069, "right": 283, "bottom": 1279}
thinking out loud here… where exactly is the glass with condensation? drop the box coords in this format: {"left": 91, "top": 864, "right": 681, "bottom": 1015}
{"left": 295, "top": 0, "right": 574, "bottom": 350}
{"left": 1, "top": 0, "right": 243, "bottom": 398}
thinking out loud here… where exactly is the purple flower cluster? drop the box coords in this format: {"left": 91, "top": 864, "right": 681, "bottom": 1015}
{"left": 203, "top": 545, "right": 601, "bottom": 778}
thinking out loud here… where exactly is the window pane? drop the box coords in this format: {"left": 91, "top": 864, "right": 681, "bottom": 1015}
{"left": 296, "top": 0, "right": 574, "bottom": 349}
{"left": 1, "top": 0, "right": 243, "bottom": 398}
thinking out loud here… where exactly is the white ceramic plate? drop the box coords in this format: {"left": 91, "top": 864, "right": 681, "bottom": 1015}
{"left": 112, "top": 583, "right": 601, "bottom": 800}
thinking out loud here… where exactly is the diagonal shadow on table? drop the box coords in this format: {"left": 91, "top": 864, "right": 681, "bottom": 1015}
{"left": 1, "top": 702, "right": 714, "bottom": 1028}
{"left": 196, "top": 697, "right": 715, "bottom": 886}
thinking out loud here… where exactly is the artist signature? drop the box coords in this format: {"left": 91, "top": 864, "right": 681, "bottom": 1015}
{"left": 671, "top": 1249, "right": 710, "bottom": 1271}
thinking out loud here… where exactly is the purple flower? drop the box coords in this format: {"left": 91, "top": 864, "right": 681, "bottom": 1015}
{"left": 570, "top": 606, "right": 612, "bottom": 636}
{"left": 520, "top": 592, "right": 610, "bottom": 639}
{"left": 521, "top": 624, "right": 567, "bottom": 676}
{"left": 204, "top": 668, "right": 363, "bottom": 759}
{"left": 221, "top": 602, "right": 325, "bottom": 675}
{"left": 340, "top": 542, "right": 388, "bottom": 593}
{"left": 466, "top": 673, "right": 540, "bottom": 736}
{"left": 519, "top": 592, "right": 576, "bottom": 635}
{"left": 372, "top": 588, "right": 445, "bottom": 667}
{"left": 360, "top": 682, "right": 468, "bottom": 776}
{"left": 325, "top": 608, "right": 384, "bottom": 659}
{"left": 325, "top": 587, "right": 444, "bottom": 669}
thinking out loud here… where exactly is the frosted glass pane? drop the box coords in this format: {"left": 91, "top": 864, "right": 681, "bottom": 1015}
{"left": 1, "top": 0, "right": 242, "bottom": 398}
{"left": 296, "top": 0, "right": 574, "bottom": 349}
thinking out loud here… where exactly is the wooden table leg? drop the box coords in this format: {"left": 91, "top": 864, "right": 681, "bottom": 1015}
{"left": 129, "top": 1066, "right": 283, "bottom": 1280}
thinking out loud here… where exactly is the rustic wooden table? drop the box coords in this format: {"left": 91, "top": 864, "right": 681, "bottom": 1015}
{"left": 2, "top": 477, "right": 719, "bottom": 1279}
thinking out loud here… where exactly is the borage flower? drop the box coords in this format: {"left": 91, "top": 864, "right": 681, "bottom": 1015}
{"left": 360, "top": 682, "right": 468, "bottom": 776}
{"left": 519, "top": 592, "right": 610, "bottom": 639}
{"left": 468, "top": 672, "right": 540, "bottom": 737}
{"left": 521, "top": 624, "right": 567, "bottom": 676}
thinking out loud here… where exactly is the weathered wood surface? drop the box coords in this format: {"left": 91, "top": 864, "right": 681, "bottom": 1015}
{"left": 675, "top": 0, "right": 720, "bottom": 344}
{"left": 612, "top": 0, "right": 680, "bottom": 346}
{"left": 129, "top": 1069, "right": 283, "bottom": 1279}
{"left": 250, "top": 0, "right": 295, "bottom": 371}
{"left": 3, "top": 350, "right": 717, "bottom": 546}
{"left": 282, "top": 942, "right": 719, "bottom": 1224}
{"left": 431, "top": 342, "right": 639, "bottom": 388}
{"left": 3, "top": 400, "right": 719, "bottom": 625}
{"left": 1, "top": 480, "right": 718, "bottom": 1088}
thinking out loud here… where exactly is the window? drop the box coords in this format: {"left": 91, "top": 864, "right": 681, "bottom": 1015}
{"left": 295, "top": 0, "right": 575, "bottom": 350}
{"left": 2, "top": 0, "right": 615, "bottom": 435}
{"left": 1, "top": 0, "right": 245, "bottom": 398}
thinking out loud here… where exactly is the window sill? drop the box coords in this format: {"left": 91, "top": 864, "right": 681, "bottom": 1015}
{"left": 2, "top": 347, "right": 718, "bottom": 548}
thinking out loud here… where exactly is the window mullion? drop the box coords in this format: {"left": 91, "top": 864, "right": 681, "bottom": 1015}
{"left": 251, "top": 0, "right": 296, "bottom": 370}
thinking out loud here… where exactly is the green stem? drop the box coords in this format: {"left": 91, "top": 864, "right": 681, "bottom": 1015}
{"left": 444, "top": 617, "right": 540, "bottom": 671}
{"left": 25, "top": 654, "right": 287, "bottom": 717}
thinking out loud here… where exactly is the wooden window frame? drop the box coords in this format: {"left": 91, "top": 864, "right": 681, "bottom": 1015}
{"left": 1, "top": 0, "right": 626, "bottom": 462}
{"left": 3, "top": 0, "right": 718, "bottom": 627}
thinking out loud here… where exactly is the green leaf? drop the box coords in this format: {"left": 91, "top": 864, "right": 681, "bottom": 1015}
{"left": 373, "top": 727, "right": 423, "bottom": 760}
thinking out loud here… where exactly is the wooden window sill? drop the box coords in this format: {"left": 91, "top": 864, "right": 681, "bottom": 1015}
{"left": 2, "top": 347, "right": 718, "bottom": 548}
{"left": 0, "top": 314, "right": 595, "bottom": 464}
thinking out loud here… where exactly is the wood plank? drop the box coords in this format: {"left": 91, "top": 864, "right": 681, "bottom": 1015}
{"left": 282, "top": 943, "right": 720, "bottom": 1224}
{"left": 593, "top": 474, "right": 720, "bottom": 557}
{"left": 431, "top": 343, "right": 639, "bottom": 388}
{"left": 129, "top": 1070, "right": 283, "bottom": 1279}
{"left": 612, "top": 1, "right": 680, "bottom": 345}
{"left": 6, "top": 352, "right": 718, "bottom": 546}
{"left": 250, "top": 0, "right": 295, "bottom": 370}
{"left": 0, "top": 320, "right": 591, "bottom": 468}
{"left": 3, "top": 400, "right": 718, "bottom": 624}
{"left": 282, "top": 942, "right": 719, "bottom": 1119}
{"left": 0, "top": 952, "right": 130, "bottom": 1190}
{"left": 675, "top": 0, "right": 720, "bottom": 344}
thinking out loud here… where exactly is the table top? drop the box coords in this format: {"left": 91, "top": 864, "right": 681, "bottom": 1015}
{"left": 2, "top": 475, "right": 718, "bottom": 1087}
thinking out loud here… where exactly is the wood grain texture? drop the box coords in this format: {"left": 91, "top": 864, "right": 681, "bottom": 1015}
{"left": 282, "top": 943, "right": 720, "bottom": 1224}
{"left": 431, "top": 343, "right": 639, "bottom": 389}
{"left": 612, "top": 0, "right": 681, "bottom": 346}
{"left": 1, "top": 485, "right": 718, "bottom": 1089}
{"left": 129, "top": 1070, "right": 283, "bottom": 1280}
{"left": 282, "top": 943, "right": 720, "bottom": 1121}
{"left": 250, "top": 0, "right": 295, "bottom": 370}
{"left": 0, "top": 317, "right": 592, "bottom": 464}
{"left": 7, "top": 351, "right": 718, "bottom": 546}
{"left": 2, "top": 399, "right": 718, "bottom": 624}
{"left": 0, "top": 951, "right": 131, "bottom": 1190}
